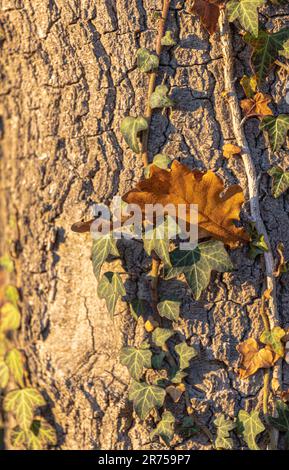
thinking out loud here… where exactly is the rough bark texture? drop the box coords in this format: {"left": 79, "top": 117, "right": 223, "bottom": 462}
{"left": 1, "top": 0, "right": 289, "bottom": 450}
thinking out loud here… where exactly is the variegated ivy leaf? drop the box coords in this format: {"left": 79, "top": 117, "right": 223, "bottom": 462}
{"left": 152, "top": 328, "right": 175, "bottom": 349}
{"left": 161, "top": 31, "right": 176, "bottom": 46}
{"left": 268, "top": 167, "right": 289, "bottom": 199}
{"left": 97, "top": 272, "right": 126, "bottom": 316}
{"left": 11, "top": 419, "right": 57, "bottom": 450}
{"left": 4, "top": 285, "right": 19, "bottom": 307}
{"left": 120, "top": 345, "right": 152, "bottom": 380}
{"left": 227, "top": 0, "right": 265, "bottom": 37}
{"left": 157, "top": 300, "right": 181, "bottom": 321}
{"left": 0, "top": 302, "right": 21, "bottom": 332}
{"left": 245, "top": 29, "right": 289, "bottom": 84}
{"left": 164, "top": 240, "right": 233, "bottom": 300}
{"left": 143, "top": 223, "right": 171, "bottom": 267}
{"left": 175, "top": 342, "right": 198, "bottom": 370}
{"left": 91, "top": 234, "right": 119, "bottom": 279}
{"left": 237, "top": 409, "right": 265, "bottom": 450}
{"left": 120, "top": 116, "right": 148, "bottom": 153}
{"left": 268, "top": 401, "right": 289, "bottom": 449}
{"left": 214, "top": 415, "right": 236, "bottom": 450}
{"left": 150, "top": 410, "right": 175, "bottom": 445}
{"left": 128, "top": 379, "right": 166, "bottom": 420}
{"left": 260, "top": 115, "right": 289, "bottom": 151}
{"left": 150, "top": 85, "right": 174, "bottom": 109}
{"left": 4, "top": 388, "right": 46, "bottom": 431}
{"left": 0, "top": 359, "right": 9, "bottom": 389}
{"left": 137, "top": 48, "right": 159, "bottom": 73}
{"left": 5, "top": 348, "right": 24, "bottom": 387}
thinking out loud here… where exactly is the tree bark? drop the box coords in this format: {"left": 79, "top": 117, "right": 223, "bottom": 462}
{"left": 1, "top": 0, "right": 289, "bottom": 450}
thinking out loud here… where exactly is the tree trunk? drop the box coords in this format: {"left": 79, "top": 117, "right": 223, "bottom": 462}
{"left": 1, "top": 0, "right": 289, "bottom": 450}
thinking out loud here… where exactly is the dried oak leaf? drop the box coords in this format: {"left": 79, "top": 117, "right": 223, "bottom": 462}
{"left": 240, "top": 92, "right": 273, "bottom": 119}
{"left": 189, "top": 0, "right": 224, "bottom": 35}
{"left": 123, "top": 160, "right": 249, "bottom": 248}
{"left": 237, "top": 338, "right": 280, "bottom": 379}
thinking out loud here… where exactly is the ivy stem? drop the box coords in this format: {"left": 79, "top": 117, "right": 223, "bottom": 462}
{"left": 140, "top": 0, "right": 171, "bottom": 320}
{"left": 219, "top": 10, "right": 280, "bottom": 449}
{"left": 141, "top": 0, "right": 171, "bottom": 167}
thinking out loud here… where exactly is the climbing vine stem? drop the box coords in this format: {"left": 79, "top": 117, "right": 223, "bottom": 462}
{"left": 218, "top": 8, "right": 281, "bottom": 449}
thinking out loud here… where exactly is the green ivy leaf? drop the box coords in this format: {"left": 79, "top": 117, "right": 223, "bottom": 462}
{"left": 157, "top": 300, "right": 181, "bottom": 321}
{"left": 91, "top": 235, "right": 119, "bottom": 279}
{"left": 280, "top": 39, "right": 289, "bottom": 59}
{"left": 31, "top": 419, "right": 57, "bottom": 447}
{"left": 10, "top": 426, "right": 26, "bottom": 448}
{"left": 0, "top": 254, "right": 14, "bottom": 273}
{"left": 152, "top": 351, "right": 166, "bottom": 369}
{"left": 137, "top": 48, "right": 159, "bottom": 73}
{"left": 175, "top": 342, "right": 197, "bottom": 370}
{"left": 151, "top": 410, "right": 175, "bottom": 445}
{"left": 240, "top": 75, "right": 258, "bottom": 98}
{"left": 5, "top": 348, "right": 24, "bottom": 387}
{"left": 170, "top": 369, "right": 187, "bottom": 384}
{"left": 237, "top": 409, "right": 265, "bottom": 450}
{"left": 120, "top": 116, "right": 148, "bottom": 153}
{"left": 128, "top": 379, "right": 166, "bottom": 420}
{"left": 0, "top": 302, "right": 21, "bottom": 332}
{"left": 152, "top": 328, "right": 175, "bottom": 349}
{"left": 260, "top": 115, "right": 289, "bottom": 152}
{"left": 268, "top": 167, "right": 289, "bottom": 198}
{"left": 0, "top": 359, "right": 9, "bottom": 389}
{"left": 268, "top": 401, "right": 289, "bottom": 449}
{"left": 214, "top": 415, "right": 236, "bottom": 450}
{"left": 260, "top": 326, "right": 285, "bottom": 356}
{"left": 97, "top": 272, "right": 126, "bottom": 316}
{"left": 245, "top": 29, "right": 289, "bottom": 84}
{"left": 248, "top": 231, "right": 268, "bottom": 259}
{"left": 120, "top": 346, "right": 152, "bottom": 380}
{"left": 161, "top": 31, "right": 176, "bottom": 46}
{"left": 129, "top": 299, "right": 150, "bottom": 320}
{"left": 144, "top": 154, "right": 171, "bottom": 178}
{"left": 150, "top": 85, "right": 174, "bottom": 109}
{"left": 11, "top": 419, "right": 57, "bottom": 450}
{"left": 4, "top": 388, "right": 46, "bottom": 431}
{"left": 178, "top": 416, "right": 198, "bottom": 438}
{"left": 227, "top": 0, "right": 265, "bottom": 37}
{"left": 164, "top": 240, "right": 233, "bottom": 300}
{"left": 4, "top": 285, "right": 19, "bottom": 307}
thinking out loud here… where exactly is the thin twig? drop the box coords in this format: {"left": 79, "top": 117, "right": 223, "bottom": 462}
{"left": 219, "top": 10, "right": 281, "bottom": 449}
{"left": 141, "top": 0, "right": 171, "bottom": 167}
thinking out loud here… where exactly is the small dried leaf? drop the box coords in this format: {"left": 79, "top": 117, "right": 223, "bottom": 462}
{"left": 240, "top": 92, "right": 273, "bottom": 118}
{"left": 190, "top": 0, "right": 223, "bottom": 35}
{"left": 274, "top": 242, "right": 288, "bottom": 277}
{"left": 237, "top": 337, "right": 279, "bottom": 379}
{"left": 222, "top": 143, "right": 241, "bottom": 159}
{"left": 166, "top": 384, "right": 183, "bottom": 403}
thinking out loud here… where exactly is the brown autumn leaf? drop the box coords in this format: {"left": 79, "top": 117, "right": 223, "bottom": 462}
{"left": 237, "top": 337, "right": 280, "bottom": 379}
{"left": 223, "top": 143, "right": 241, "bottom": 159}
{"left": 240, "top": 92, "right": 273, "bottom": 119}
{"left": 123, "top": 160, "right": 249, "bottom": 248}
{"left": 189, "top": 0, "right": 224, "bottom": 35}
